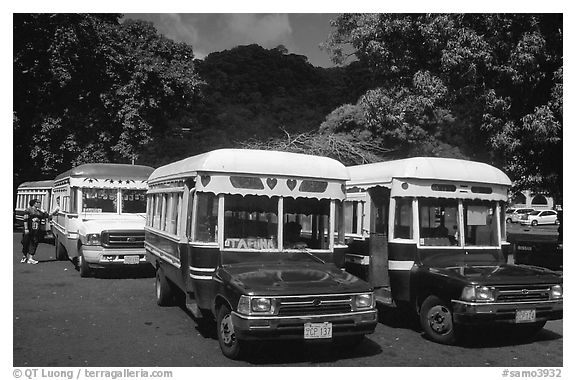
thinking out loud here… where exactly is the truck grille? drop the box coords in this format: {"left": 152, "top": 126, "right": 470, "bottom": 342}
{"left": 495, "top": 284, "right": 552, "bottom": 303}
{"left": 276, "top": 295, "right": 353, "bottom": 316}
{"left": 101, "top": 230, "right": 145, "bottom": 248}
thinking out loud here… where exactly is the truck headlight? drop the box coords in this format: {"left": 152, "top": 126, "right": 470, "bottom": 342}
{"left": 251, "top": 298, "right": 272, "bottom": 312}
{"left": 550, "top": 284, "right": 563, "bottom": 299}
{"left": 354, "top": 293, "right": 374, "bottom": 309}
{"left": 237, "top": 296, "right": 274, "bottom": 315}
{"left": 85, "top": 233, "right": 101, "bottom": 246}
{"left": 461, "top": 285, "right": 496, "bottom": 302}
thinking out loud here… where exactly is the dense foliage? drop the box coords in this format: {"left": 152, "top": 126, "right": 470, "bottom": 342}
{"left": 321, "top": 14, "right": 563, "bottom": 200}
{"left": 14, "top": 14, "right": 202, "bottom": 183}
{"left": 13, "top": 13, "right": 562, "bottom": 202}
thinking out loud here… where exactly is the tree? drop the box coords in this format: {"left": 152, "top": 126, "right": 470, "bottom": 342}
{"left": 13, "top": 14, "right": 203, "bottom": 181}
{"left": 323, "top": 14, "right": 562, "bottom": 197}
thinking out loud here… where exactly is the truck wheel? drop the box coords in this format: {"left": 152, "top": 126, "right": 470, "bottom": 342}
{"left": 78, "top": 247, "right": 92, "bottom": 278}
{"left": 217, "top": 304, "right": 247, "bottom": 360}
{"left": 155, "top": 267, "right": 175, "bottom": 306}
{"left": 420, "top": 295, "right": 458, "bottom": 345}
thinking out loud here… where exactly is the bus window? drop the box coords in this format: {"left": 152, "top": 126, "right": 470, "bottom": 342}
{"left": 82, "top": 188, "right": 117, "bottom": 213}
{"left": 418, "top": 199, "right": 459, "bottom": 246}
{"left": 344, "top": 201, "right": 359, "bottom": 235}
{"left": 463, "top": 201, "right": 498, "bottom": 247}
{"left": 393, "top": 198, "right": 413, "bottom": 240}
{"left": 122, "top": 190, "right": 147, "bottom": 213}
{"left": 195, "top": 192, "right": 219, "bottom": 243}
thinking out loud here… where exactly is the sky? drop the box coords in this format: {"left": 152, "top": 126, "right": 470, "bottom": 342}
{"left": 123, "top": 14, "right": 339, "bottom": 68}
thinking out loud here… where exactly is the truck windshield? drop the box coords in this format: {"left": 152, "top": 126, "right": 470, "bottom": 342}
{"left": 463, "top": 201, "right": 499, "bottom": 247}
{"left": 121, "top": 190, "right": 147, "bottom": 213}
{"left": 222, "top": 194, "right": 332, "bottom": 251}
{"left": 82, "top": 188, "right": 117, "bottom": 213}
{"left": 418, "top": 199, "right": 459, "bottom": 246}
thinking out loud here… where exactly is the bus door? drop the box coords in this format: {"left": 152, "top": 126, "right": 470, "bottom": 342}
{"left": 367, "top": 187, "right": 390, "bottom": 295}
{"left": 182, "top": 188, "right": 194, "bottom": 295}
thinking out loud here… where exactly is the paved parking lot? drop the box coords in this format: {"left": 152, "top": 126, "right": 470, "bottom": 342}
{"left": 12, "top": 232, "right": 562, "bottom": 367}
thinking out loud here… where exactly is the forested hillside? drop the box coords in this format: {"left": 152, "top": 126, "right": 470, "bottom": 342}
{"left": 13, "top": 13, "right": 562, "bottom": 202}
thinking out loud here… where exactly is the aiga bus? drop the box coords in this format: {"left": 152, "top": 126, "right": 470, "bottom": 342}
{"left": 344, "top": 157, "right": 562, "bottom": 344}
{"left": 14, "top": 180, "right": 54, "bottom": 240}
{"left": 51, "top": 163, "right": 154, "bottom": 277}
{"left": 145, "top": 149, "right": 377, "bottom": 359}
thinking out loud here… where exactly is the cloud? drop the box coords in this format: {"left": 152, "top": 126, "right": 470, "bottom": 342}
{"left": 155, "top": 14, "right": 200, "bottom": 45}
{"left": 221, "top": 14, "right": 294, "bottom": 49}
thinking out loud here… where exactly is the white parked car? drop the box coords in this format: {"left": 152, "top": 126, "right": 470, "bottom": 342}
{"left": 505, "top": 207, "right": 535, "bottom": 223}
{"left": 520, "top": 209, "right": 559, "bottom": 226}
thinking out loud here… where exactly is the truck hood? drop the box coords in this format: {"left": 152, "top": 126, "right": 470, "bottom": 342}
{"left": 430, "top": 264, "right": 562, "bottom": 286}
{"left": 220, "top": 262, "right": 372, "bottom": 296}
{"left": 80, "top": 215, "right": 146, "bottom": 234}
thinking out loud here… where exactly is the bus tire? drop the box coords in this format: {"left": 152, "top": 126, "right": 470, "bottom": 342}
{"left": 155, "top": 267, "right": 175, "bottom": 306}
{"left": 78, "top": 247, "right": 92, "bottom": 278}
{"left": 419, "top": 295, "right": 458, "bottom": 345}
{"left": 217, "top": 304, "right": 247, "bottom": 360}
{"left": 55, "top": 237, "right": 67, "bottom": 261}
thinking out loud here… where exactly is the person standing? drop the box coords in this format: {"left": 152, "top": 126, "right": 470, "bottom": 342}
{"left": 21, "top": 199, "right": 48, "bottom": 264}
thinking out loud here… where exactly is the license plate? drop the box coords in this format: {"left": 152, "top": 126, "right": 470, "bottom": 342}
{"left": 304, "top": 322, "right": 332, "bottom": 339}
{"left": 515, "top": 309, "right": 536, "bottom": 323}
{"left": 124, "top": 255, "right": 140, "bottom": 265}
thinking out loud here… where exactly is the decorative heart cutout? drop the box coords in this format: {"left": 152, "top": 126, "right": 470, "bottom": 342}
{"left": 287, "top": 179, "right": 297, "bottom": 190}
{"left": 266, "top": 178, "right": 277, "bottom": 189}
{"left": 200, "top": 175, "right": 211, "bottom": 187}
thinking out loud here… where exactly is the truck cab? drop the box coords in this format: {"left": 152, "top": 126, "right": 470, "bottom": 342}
{"left": 145, "top": 149, "right": 377, "bottom": 359}
{"left": 344, "top": 157, "right": 563, "bottom": 344}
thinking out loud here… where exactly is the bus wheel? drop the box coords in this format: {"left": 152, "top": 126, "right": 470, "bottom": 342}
{"left": 217, "top": 304, "right": 247, "bottom": 360}
{"left": 420, "top": 295, "right": 458, "bottom": 345}
{"left": 55, "top": 237, "right": 67, "bottom": 261}
{"left": 78, "top": 248, "right": 92, "bottom": 278}
{"left": 155, "top": 267, "right": 174, "bottom": 306}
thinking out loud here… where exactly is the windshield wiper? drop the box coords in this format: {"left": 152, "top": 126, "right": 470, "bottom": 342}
{"left": 298, "top": 248, "right": 325, "bottom": 264}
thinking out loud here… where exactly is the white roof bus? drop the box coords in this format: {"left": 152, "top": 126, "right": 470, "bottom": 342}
{"left": 51, "top": 163, "right": 154, "bottom": 277}
{"left": 14, "top": 180, "right": 54, "bottom": 240}
{"left": 344, "top": 157, "right": 562, "bottom": 345}
{"left": 145, "top": 149, "right": 377, "bottom": 360}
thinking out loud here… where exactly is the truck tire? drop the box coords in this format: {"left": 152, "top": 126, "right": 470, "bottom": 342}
{"left": 78, "top": 247, "right": 92, "bottom": 278}
{"left": 217, "top": 304, "right": 248, "bottom": 360}
{"left": 419, "top": 295, "right": 458, "bottom": 345}
{"left": 155, "top": 267, "right": 175, "bottom": 306}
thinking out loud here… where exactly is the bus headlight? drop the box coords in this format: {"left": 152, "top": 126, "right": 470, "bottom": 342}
{"left": 461, "top": 285, "right": 495, "bottom": 302}
{"left": 85, "top": 233, "right": 101, "bottom": 246}
{"left": 354, "top": 293, "right": 374, "bottom": 309}
{"left": 550, "top": 284, "right": 562, "bottom": 299}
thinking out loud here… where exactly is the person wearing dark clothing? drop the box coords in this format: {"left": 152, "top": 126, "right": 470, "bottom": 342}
{"left": 21, "top": 199, "right": 48, "bottom": 264}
